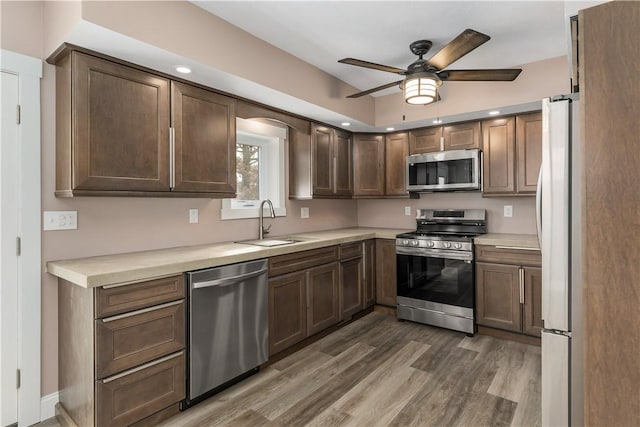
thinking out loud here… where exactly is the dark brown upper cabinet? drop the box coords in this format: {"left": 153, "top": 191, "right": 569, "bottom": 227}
{"left": 353, "top": 134, "right": 385, "bottom": 197}
{"left": 385, "top": 132, "right": 409, "bottom": 197}
{"left": 55, "top": 51, "right": 171, "bottom": 196}
{"left": 308, "top": 124, "right": 353, "bottom": 198}
{"left": 482, "top": 112, "right": 542, "bottom": 196}
{"left": 353, "top": 132, "right": 408, "bottom": 198}
{"left": 51, "top": 48, "right": 236, "bottom": 197}
{"left": 171, "top": 82, "right": 236, "bottom": 195}
{"left": 409, "top": 122, "right": 480, "bottom": 154}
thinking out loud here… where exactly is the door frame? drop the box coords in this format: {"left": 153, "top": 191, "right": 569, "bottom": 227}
{"left": 1, "top": 49, "right": 42, "bottom": 426}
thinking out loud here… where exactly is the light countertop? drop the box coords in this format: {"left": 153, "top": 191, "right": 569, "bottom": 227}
{"left": 46, "top": 227, "right": 409, "bottom": 288}
{"left": 474, "top": 233, "right": 540, "bottom": 250}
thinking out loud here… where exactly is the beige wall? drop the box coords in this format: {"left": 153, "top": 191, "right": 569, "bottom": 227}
{"left": 3, "top": 0, "right": 556, "bottom": 398}
{"left": 1, "top": 0, "right": 44, "bottom": 58}
{"left": 357, "top": 195, "right": 536, "bottom": 234}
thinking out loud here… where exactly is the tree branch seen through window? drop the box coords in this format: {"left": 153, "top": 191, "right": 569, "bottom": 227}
{"left": 236, "top": 143, "right": 260, "bottom": 200}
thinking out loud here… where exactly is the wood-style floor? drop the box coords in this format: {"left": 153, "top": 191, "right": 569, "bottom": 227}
{"left": 159, "top": 312, "right": 541, "bottom": 427}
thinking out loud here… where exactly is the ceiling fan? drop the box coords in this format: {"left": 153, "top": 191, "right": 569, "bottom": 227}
{"left": 338, "top": 29, "right": 522, "bottom": 105}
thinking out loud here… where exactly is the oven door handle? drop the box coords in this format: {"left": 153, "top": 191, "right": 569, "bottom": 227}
{"left": 396, "top": 246, "right": 473, "bottom": 262}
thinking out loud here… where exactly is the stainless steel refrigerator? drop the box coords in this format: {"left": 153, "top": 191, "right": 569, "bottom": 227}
{"left": 537, "top": 95, "right": 583, "bottom": 426}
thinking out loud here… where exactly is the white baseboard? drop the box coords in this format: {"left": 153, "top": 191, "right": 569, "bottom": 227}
{"left": 40, "top": 391, "right": 59, "bottom": 421}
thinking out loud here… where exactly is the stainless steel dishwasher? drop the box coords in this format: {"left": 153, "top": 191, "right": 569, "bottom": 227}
{"left": 183, "top": 258, "right": 268, "bottom": 408}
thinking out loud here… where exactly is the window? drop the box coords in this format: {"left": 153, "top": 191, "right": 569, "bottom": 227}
{"left": 221, "top": 118, "right": 287, "bottom": 220}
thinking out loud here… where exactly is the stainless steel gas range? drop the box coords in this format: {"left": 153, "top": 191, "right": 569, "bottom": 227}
{"left": 396, "top": 209, "right": 486, "bottom": 334}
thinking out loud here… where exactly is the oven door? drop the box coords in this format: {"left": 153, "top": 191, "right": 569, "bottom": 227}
{"left": 396, "top": 247, "right": 474, "bottom": 309}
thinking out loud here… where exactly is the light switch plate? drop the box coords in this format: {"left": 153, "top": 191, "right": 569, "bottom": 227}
{"left": 189, "top": 209, "right": 199, "bottom": 223}
{"left": 300, "top": 207, "right": 309, "bottom": 219}
{"left": 43, "top": 211, "right": 77, "bottom": 230}
{"left": 504, "top": 205, "right": 513, "bottom": 218}
{"left": 404, "top": 206, "right": 412, "bottom": 216}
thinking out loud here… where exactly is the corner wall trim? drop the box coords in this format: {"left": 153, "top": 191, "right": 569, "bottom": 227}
{"left": 41, "top": 392, "right": 59, "bottom": 421}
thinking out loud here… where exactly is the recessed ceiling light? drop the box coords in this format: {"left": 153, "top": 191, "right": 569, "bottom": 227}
{"left": 433, "top": 119, "right": 442, "bottom": 124}
{"left": 386, "top": 127, "right": 395, "bottom": 131}
{"left": 488, "top": 110, "right": 500, "bottom": 116}
{"left": 341, "top": 122, "right": 351, "bottom": 126}
{"left": 176, "top": 66, "right": 192, "bottom": 74}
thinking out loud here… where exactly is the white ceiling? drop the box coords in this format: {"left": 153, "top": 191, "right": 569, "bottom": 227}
{"left": 193, "top": 1, "right": 573, "bottom": 98}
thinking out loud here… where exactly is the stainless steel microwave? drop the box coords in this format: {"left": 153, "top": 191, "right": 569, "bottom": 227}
{"left": 406, "top": 149, "right": 481, "bottom": 192}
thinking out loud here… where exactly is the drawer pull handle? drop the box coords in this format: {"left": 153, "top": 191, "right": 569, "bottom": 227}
{"left": 494, "top": 245, "right": 540, "bottom": 251}
{"left": 101, "top": 351, "right": 183, "bottom": 384}
{"left": 102, "top": 300, "right": 183, "bottom": 323}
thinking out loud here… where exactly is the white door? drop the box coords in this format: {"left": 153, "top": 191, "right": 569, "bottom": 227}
{"left": 1, "top": 70, "right": 20, "bottom": 427}
{"left": 1, "top": 49, "right": 42, "bottom": 426}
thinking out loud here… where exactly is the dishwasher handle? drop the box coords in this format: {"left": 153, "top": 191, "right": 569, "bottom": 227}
{"left": 191, "top": 268, "right": 268, "bottom": 289}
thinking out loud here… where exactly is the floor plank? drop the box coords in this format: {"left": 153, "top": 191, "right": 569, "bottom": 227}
{"left": 44, "top": 312, "right": 541, "bottom": 427}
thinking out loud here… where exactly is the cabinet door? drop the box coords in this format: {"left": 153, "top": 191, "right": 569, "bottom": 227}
{"left": 334, "top": 130, "right": 353, "bottom": 196}
{"left": 523, "top": 266, "right": 543, "bottom": 337}
{"left": 171, "top": 82, "right": 236, "bottom": 195}
{"left": 409, "top": 127, "right": 442, "bottom": 154}
{"left": 482, "top": 117, "right": 516, "bottom": 194}
{"left": 385, "top": 132, "right": 409, "bottom": 196}
{"left": 269, "top": 271, "right": 307, "bottom": 355}
{"left": 72, "top": 52, "right": 170, "bottom": 192}
{"left": 443, "top": 121, "right": 481, "bottom": 150}
{"left": 311, "top": 124, "right": 334, "bottom": 196}
{"left": 340, "top": 257, "right": 363, "bottom": 320}
{"left": 375, "top": 239, "right": 397, "bottom": 307}
{"left": 307, "top": 263, "right": 339, "bottom": 336}
{"left": 516, "top": 112, "right": 543, "bottom": 194}
{"left": 353, "top": 134, "right": 385, "bottom": 196}
{"left": 362, "top": 240, "right": 376, "bottom": 308}
{"left": 475, "top": 262, "right": 522, "bottom": 332}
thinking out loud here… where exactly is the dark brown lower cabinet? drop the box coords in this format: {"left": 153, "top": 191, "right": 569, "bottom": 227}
{"left": 58, "top": 275, "right": 186, "bottom": 427}
{"left": 375, "top": 239, "right": 397, "bottom": 307}
{"left": 475, "top": 263, "right": 522, "bottom": 332}
{"left": 268, "top": 271, "right": 308, "bottom": 355}
{"left": 96, "top": 352, "right": 185, "bottom": 427}
{"left": 268, "top": 248, "right": 342, "bottom": 356}
{"left": 307, "top": 263, "right": 340, "bottom": 336}
{"left": 475, "top": 253, "right": 542, "bottom": 338}
{"left": 340, "top": 256, "right": 363, "bottom": 320}
{"left": 362, "top": 240, "right": 376, "bottom": 308}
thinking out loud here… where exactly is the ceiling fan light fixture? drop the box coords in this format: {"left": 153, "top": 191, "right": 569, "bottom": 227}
{"left": 404, "top": 73, "right": 441, "bottom": 105}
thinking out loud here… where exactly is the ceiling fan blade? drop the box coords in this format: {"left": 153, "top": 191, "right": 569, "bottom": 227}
{"left": 346, "top": 80, "right": 404, "bottom": 98}
{"left": 427, "top": 29, "right": 491, "bottom": 70}
{"left": 339, "top": 58, "right": 406, "bottom": 75}
{"left": 440, "top": 69, "right": 522, "bottom": 81}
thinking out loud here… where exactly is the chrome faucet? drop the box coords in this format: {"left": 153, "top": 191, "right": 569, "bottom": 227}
{"left": 258, "top": 199, "right": 276, "bottom": 240}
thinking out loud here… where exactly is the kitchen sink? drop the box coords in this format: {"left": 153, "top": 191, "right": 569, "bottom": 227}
{"left": 235, "top": 236, "right": 310, "bottom": 247}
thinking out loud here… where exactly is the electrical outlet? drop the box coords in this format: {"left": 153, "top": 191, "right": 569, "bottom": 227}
{"left": 189, "top": 209, "right": 199, "bottom": 223}
{"left": 300, "top": 207, "right": 309, "bottom": 219}
{"left": 404, "top": 206, "right": 412, "bottom": 216}
{"left": 43, "top": 211, "right": 77, "bottom": 230}
{"left": 504, "top": 205, "right": 513, "bottom": 218}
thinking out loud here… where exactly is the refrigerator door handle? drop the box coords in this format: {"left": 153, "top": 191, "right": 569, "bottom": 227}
{"left": 535, "top": 166, "right": 542, "bottom": 249}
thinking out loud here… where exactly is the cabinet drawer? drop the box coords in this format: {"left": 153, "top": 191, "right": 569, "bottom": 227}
{"left": 96, "top": 300, "right": 185, "bottom": 379}
{"left": 96, "top": 351, "right": 185, "bottom": 427}
{"left": 269, "top": 246, "right": 339, "bottom": 277}
{"left": 339, "top": 242, "right": 363, "bottom": 260}
{"left": 95, "top": 275, "right": 184, "bottom": 318}
{"left": 475, "top": 245, "right": 541, "bottom": 267}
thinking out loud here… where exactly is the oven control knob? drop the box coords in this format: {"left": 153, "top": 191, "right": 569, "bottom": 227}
{"left": 454, "top": 243, "right": 463, "bottom": 249}
{"left": 444, "top": 242, "right": 452, "bottom": 248}
{"left": 411, "top": 240, "right": 419, "bottom": 246}
{"left": 426, "top": 241, "right": 435, "bottom": 248}
{"left": 402, "top": 239, "right": 409, "bottom": 246}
